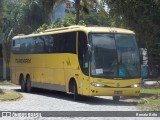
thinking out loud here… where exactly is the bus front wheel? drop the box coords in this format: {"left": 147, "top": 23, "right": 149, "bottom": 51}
{"left": 69, "top": 80, "right": 79, "bottom": 101}
{"left": 73, "top": 81, "right": 79, "bottom": 101}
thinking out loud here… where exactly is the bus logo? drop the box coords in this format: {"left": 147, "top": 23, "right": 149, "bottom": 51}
{"left": 66, "top": 58, "right": 71, "bottom": 66}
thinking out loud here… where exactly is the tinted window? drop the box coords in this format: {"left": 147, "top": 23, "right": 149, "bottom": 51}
{"left": 12, "top": 32, "right": 76, "bottom": 54}
{"left": 65, "top": 32, "right": 76, "bottom": 54}
{"left": 90, "top": 33, "right": 140, "bottom": 78}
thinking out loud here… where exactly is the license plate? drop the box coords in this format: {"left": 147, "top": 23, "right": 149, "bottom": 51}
{"left": 114, "top": 91, "right": 123, "bottom": 95}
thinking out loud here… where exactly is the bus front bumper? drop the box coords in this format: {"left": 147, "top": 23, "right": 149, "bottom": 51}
{"left": 89, "top": 86, "right": 140, "bottom": 96}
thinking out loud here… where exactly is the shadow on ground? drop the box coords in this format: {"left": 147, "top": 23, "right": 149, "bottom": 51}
{"left": 15, "top": 88, "right": 138, "bottom": 106}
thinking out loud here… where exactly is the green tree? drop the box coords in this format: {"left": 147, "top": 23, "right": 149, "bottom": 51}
{"left": 74, "top": 0, "right": 99, "bottom": 24}
{"left": 1, "top": 0, "right": 58, "bottom": 64}
{"left": 35, "top": 17, "right": 85, "bottom": 33}
{"left": 0, "top": 0, "right": 5, "bottom": 31}
{"left": 106, "top": 0, "right": 160, "bottom": 47}
{"left": 84, "top": 10, "right": 111, "bottom": 26}
{"left": 0, "top": 0, "right": 3, "bottom": 19}
{"left": 1, "top": 0, "right": 67, "bottom": 64}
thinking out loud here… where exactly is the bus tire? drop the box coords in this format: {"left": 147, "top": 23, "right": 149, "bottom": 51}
{"left": 20, "top": 75, "right": 26, "bottom": 92}
{"left": 113, "top": 96, "right": 120, "bottom": 102}
{"left": 69, "top": 79, "right": 79, "bottom": 101}
{"left": 26, "top": 75, "right": 32, "bottom": 93}
{"left": 73, "top": 81, "right": 79, "bottom": 101}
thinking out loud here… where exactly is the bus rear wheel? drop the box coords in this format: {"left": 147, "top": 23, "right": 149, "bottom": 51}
{"left": 20, "top": 75, "right": 26, "bottom": 92}
{"left": 26, "top": 76, "right": 32, "bottom": 93}
{"left": 113, "top": 96, "right": 120, "bottom": 102}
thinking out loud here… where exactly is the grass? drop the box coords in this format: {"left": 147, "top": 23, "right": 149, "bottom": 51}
{"left": 0, "top": 81, "right": 22, "bottom": 101}
{"left": 122, "top": 83, "right": 160, "bottom": 111}
{"left": 139, "top": 84, "right": 160, "bottom": 111}
{"left": 0, "top": 90, "right": 22, "bottom": 101}
{"left": 141, "top": 87, "right": 160, "bottom": 110}
{"left": 0, "top": 81, "right": 14, "bottom": 85}
{"left": 141, "top": 88, "right": 160, "bottom": 94}
{"left": 138, "top": 98, "right": 160, "bottom": 111}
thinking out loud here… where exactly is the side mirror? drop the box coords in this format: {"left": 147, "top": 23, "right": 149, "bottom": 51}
{"left": 87, "top": 44, "right": 91, "bottom": 60}
{"left": 87, "top": 44, "right": 91, "bottom": 52}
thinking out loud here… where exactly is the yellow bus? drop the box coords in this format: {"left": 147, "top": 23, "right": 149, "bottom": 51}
{"left": 10, "top": 26, "right": 141, "bottom": 101}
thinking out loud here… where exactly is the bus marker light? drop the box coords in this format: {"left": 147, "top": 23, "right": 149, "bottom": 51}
{"left": 91, "top": 82, "right": 105, "bottom": 87}
{"left": 131, "top": 84, "right": 140, "bottom": 88}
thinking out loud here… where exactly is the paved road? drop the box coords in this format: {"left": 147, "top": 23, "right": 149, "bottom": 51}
{"left": 0, "top": 85, "right": 138, "bottom": 111}
{"left": 0, "top": 85, "right": 159, "bottom": 120}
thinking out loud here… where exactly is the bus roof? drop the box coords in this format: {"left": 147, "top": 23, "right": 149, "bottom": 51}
{"left": 12, "top": 26, "right": 135, "bottom": 39}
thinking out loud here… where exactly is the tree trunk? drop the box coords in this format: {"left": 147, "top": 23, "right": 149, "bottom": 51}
{"left": 75, "top": 0, "right": 80, "bottom": 24}
{"left": 3, "top": 57, "right": 6, "bottom": 80}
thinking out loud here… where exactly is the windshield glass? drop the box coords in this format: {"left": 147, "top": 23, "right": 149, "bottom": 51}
{"left": 90, "top": 33, "right": 140, "bottom": 79}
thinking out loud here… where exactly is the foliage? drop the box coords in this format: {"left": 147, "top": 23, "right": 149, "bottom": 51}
{"left": 0, "top": 0, "right": 4, "bottom": 19}
{"left": 64, "top": 0, "right": 111, "bottom": 26}
{"left": 1, "top": 0, "right": 42, "bottom": 64}
{"left": 139, "top": 86, "right": 160, "bottom": 111}
{"left": 74, "top": 0, "right": 99, "bottom": 24}
{"left": 1, "top": 0, "right": 58, "bottom": 64}
{"left": 35, "top": 17, "right": 85, "bottom": 33}
{"left": 84, "top": 9, "right": 111, "bottom": 26}
{"left": 106, "top": 0, "right": 160, "bottom": 46}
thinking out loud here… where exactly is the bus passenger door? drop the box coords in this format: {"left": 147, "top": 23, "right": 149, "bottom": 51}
{"left": 78, "top": 32, "right": 90, "bottom": 96}
{"left": 81, "top": 53, "right": 90, "bottom": 96}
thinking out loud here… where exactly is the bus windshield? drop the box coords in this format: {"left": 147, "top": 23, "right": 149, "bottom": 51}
{"left": 90, "top": 33, "right": 140, "bottom": 79}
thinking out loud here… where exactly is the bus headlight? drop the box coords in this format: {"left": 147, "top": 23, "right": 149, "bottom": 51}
{"left": 131, "top": 84, "right": 140, "bottom": 88}
{"left": 91, "top": 82, "right": 105, "bottom": 87}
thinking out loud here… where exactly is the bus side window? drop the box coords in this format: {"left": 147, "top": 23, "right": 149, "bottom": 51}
{"left": 65, "top": 32, "right": 76, "bottom": 54}
{"left": 78, "top": 31, "right": 89, "bottom": 75}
